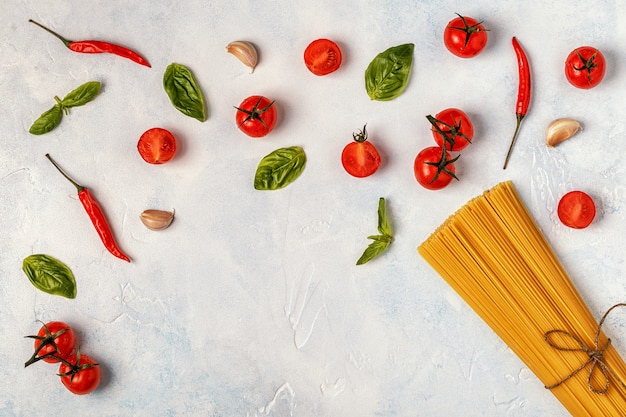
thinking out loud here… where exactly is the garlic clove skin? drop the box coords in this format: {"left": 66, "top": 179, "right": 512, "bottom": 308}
{"left": 140, "top": 209, "right": 175, "bottom": 231}
{"left": 226, "top": 41, "right": 258, "bottom": 73}
{"left": 546, "top": 118, "right": 582, "bottom": 147}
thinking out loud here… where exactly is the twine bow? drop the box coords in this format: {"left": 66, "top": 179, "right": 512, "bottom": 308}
{"left": 544, "top": 303, "right": 626, "bottom": 394}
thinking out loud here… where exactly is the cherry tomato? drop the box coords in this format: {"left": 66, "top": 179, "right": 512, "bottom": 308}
{"left": 58, "top": 352, "right": 102, "bottom": 395}
{"left": 304, "top": 39, "right": 342, "bottom": 76}
{"left": 557, "top": 190, "right": 596, "bottom": 229}
{"left": 341, "top": 125, "right": 381, "bottom": 178}
{"left": 565, "top": 46, "right": 606, "bottom": 89}
{"left": 429, "top": 108, "right": 474, "bottom": 151}
{"left": 235, "top": 95, "right": 277, "bottom": 137}
{"left": 414, "top": 146, "right": 457, "bottom": 190}
{"left": 443, "top": 14, "right": 488, "bottom": 58}
{"left": 137, "top": 128, "right": 177, "bottom": 164}
{"left": 28, "top": 321, "right": 76, "bottom": 364}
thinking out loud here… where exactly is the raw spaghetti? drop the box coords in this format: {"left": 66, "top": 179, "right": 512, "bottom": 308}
{"left": 418, "top": 181, "right": 626, "bottom": 416}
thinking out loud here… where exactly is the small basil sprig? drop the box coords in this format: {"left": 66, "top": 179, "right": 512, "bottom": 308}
{"left": 22, "top": 254, "right": 77, "bottom": 298}
{"left": 365, "top": 43, "right": 414, "bottom": 101}
{"left": 29, "top": 81, "right": 101, "bottom": 135}
{"left": 356, "top": 198, "right": 394, "bottom": 265}
{"left": 254, "top": 146, "right": 306, "bottom": 190}
{"left": 163, "top": 63, "right": 207, "bottom": 122}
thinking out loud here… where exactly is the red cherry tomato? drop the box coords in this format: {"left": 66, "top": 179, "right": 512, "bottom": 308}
{"left": 557, "top": 190, "right": 596, "bottom": 229}
{"left": 235, "top": 95, "right": 277, "bottom": 137}
{"left": 29, "top": 321, "right": 76, "bottom": 364}
{"left": 565, "top": 46, "right": 606, "bottom": 89}
{"left": 58, "top": 352, "right": 102, "bottom": 395}
{"left": 137, "top": 128, "right": 177, "bottom": 164}
{"left": 414, "top": 146, "right": 457, "bottom": 190}
{"left": 443, "top": 14, "right": 488, "bottom": 58}
{"left": 304, "top": 39, "right": 342, "bottom": 76}
{"left": 341, "top": 125, "right": 381, "bottom": 178}
{"left": 429, "top": 108, "right": 474, "bottom": 151}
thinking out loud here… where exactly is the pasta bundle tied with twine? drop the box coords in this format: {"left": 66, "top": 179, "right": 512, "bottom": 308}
{"left": 418, "top": 181, "right": 626, "bottom": 416}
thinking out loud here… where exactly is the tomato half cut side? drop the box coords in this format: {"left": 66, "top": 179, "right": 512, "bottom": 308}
{"left": 137, "top": 128, "right": 177, "bottom": 164}
{"left": 304, "top": 39, "right": 342, "bottom": 76}
{"left": 557, "top": 190, "right": 596, "bottom": 229}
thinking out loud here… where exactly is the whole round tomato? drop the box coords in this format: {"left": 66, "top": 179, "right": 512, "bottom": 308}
{"left": 443, "top": 14, "right": 488, "bottom": 58}
{"left": 235, "top": 95, "right": 277, "bottom": 137}
{"left": 414, "top": 146, "right": 457, "bottom": 190}
{"left": 137, "top": 128, "right": 177, "bottom": 164}
{"left": 341, "top": 125, "right": 381, "bottom": 178}
{"left": 429, "top": 108, "right": 474, "bottom": 151}
{"left": 58, "top": 352, "right": 102, "bottom": 395}
{"left": 29, "top": 321, "right": 76, "bottom": 364}
{"left": 557, "top": 190, "right": 596, "bottom": 229}
{"left": 565, "top": 46, "right": 606, "bottom": 89}
{"left": 304, "top": 38, "right": 342, "bottom": 76}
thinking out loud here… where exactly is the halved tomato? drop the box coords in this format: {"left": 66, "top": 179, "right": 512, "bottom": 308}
{"left": 304, "top": 39, "right": 342, "bottom": 76}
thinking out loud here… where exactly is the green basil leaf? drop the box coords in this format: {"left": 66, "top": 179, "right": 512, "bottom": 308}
{"left": 365, "top": 43, "right": 414, "bottom": 101}
{"left": 29, "top": 105, "right": 63, "bottom": 135}
{"left": 357, "top": 197, "right": 394, "bottom": 265}
{"left": 356, "top": 238, "right": 391, "bottom": 265}
{"left": 377, "top": 197, "right": 392, "bottom": 236}
{"left": 163, "top": 63, "right": 207, "bottom": 122}
{"left": 61, "top": 81, "right": 101, "bottom": 108}
{"left": 254, "top": 146, "right": 306, "bottom": 190}
{"left": 22, "top": 254, "right": 76, "bottom": 298}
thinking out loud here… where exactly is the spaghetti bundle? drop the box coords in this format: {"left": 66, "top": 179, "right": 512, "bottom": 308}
{"left": 418, "top": 181, "right": 626, "bottom": 416}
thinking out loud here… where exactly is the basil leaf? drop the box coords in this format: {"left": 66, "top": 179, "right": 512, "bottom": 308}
{"left": 254, "top": 146, "right": 306, "bottom": 190}
{"left": 29, "top": 105, "right": 63, "bottom": 135}
{"left": 163, "top": 63, "right": 207, "bottom": 122}
{"left": 61, "top": 81, "right": 101, "bottom": 108}
{"left": 357, "top": 197, "right": 394, "bottom": 265}
{"left": 22, "top": 254, "right": 76, "bottom": 298}
{"left": 377, "top": 197, "right": 392, "bottom": 236}
{"left": 356, "top": 239, "right": 391, "bottom": 265}
{"left": 365, "top": 43, "right": 414, "bottom": 101}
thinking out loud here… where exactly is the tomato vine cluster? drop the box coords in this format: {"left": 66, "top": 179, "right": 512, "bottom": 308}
{"left": 24, "top": 321, "right": 101, "bottom": 395}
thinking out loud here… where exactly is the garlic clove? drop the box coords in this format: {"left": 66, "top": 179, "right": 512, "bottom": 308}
{"left": 140, "top": 209, "right": 175, "bottom": 231}
{"left": 226, "top": 41, "right": 258, "bottom": 73}
{"left": 546, "top": 118, "right": 582, "bottom": 147}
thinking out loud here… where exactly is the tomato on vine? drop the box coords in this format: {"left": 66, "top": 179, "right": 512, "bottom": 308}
{"left": 235, "top": 95, "right": 277, "bottom": 137}
{"left": 304, "top": 39, "right": 342, "bottom": 76}
{"left": 137, "top": 128, "right": 177, "bottom": 164}
{"left": 565, "top": 46, "right": 606, "bottom": 89}
{"left": 428, "top": 108, "right": 474, "bottom": 151}
{"left": 24, "top": 321, "right": 76, "bottom": 366}
{"left": 557, "top": 190, "right": 596, "bottom": 229}
{"left": 58, "top": 350, "right": 102, "bottom": 395}
{"left": 414, "top": 146, "right": 458, "bottom": 190}
{"left": 443, "top": 14, "right": 488, "bottom": 58}
{"left": 341, "top": 124, "right": 381, "bottom": 178}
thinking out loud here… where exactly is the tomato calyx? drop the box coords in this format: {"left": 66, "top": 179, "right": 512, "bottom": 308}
{"left": 57, "top": 348, "right": 99, "bottom": 384}
{"left": 427, "top": 114, "right": 471, "bottom": 149}
{"left": 573, "top": 49, "right": 600, "bottom": 83}
{"left": 235, "top": 97, "right": 275, "bottom": 129}
{"left": 352, "top": 124, "right": 369, "bottom": 143}
{"left": 424, "top": 146, "right": 459, "bottom": 184}
{"left": 448, "top": 13, "right": 488, "bottom": 48}
{"left": 24, "top": 321, "right": 69, "bottom": 367}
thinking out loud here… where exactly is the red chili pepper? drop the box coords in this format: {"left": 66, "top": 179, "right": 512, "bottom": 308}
{"left": 45, "top": 154, "right": 131, "bottom": 263}
{"left": 503, "top": 36, "right": 531, "bottom": 169}
{"left": 29, "top": 19, "right": 151, "bottom": 68}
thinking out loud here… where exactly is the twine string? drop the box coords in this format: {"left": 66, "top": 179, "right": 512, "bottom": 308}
{"left": 544, "top": 303, "right": 626, "bottom": 394}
